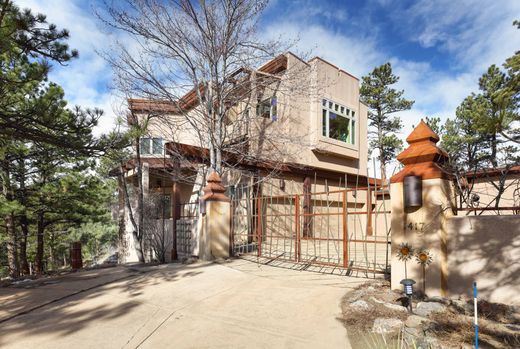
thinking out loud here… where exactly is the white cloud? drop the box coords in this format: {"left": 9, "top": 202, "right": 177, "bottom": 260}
{"left": 13, "top": 0, "right": 519, "bottom": 155}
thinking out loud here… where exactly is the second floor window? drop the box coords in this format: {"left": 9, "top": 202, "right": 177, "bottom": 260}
{"left": 321, "top": 99, "right": 355, "bottom": 145}
{"left": 256, "top": 97, "right": 277, "bottom": 121}
{"left": 140, "top": 137, "right": 164, "bottom": 155}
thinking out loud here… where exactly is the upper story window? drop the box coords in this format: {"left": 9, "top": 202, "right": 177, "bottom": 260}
{"left": 256, "top": 97, "right": 277, "bottom": 121}
{"left": 140, "top": 137, "right": 164, "bottom": 155}
{"left": 321, "top": 99, "right": 355, "bottom": 145}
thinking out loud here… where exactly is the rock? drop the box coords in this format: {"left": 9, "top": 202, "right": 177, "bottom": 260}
{"left": 416, "top": 336, "right": 440, "bottom": 349}
{"left": 415, "top": 301, "right": 447, "bottom": 317}
{"left": 370, "top": 296, "right": 385, "bottom": 304}
{"left": 405, "top": 315, "right": 430, "bottom": 328}
{"left": 372, "top": 318, "right": 404, "bottom": 335}
{"left": 451, "top": 299, "right": 473, "bottom": 315}
{"left": 403, "top": 326, "right": 421, "bottom": 339}
{"left": 383, "top": 302, "right": 408, "bottom": 312}
{"left": 350, "top": 300, "right": 371, "bottom": 310}
{"left": 367, "top": 286, "right": 376, "bottom": 292}
{"left": 426, "top": 296, "right": 450, "bottom": 305}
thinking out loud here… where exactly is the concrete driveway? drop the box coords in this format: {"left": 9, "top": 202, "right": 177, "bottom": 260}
{"left": 0, "top": 260, "right": 366, "bottom": 348}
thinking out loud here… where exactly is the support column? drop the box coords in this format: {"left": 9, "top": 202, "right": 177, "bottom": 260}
{"left": 390, "top": 120, "right": 455, "bottom": 297}
{"left": 200, "top": 173, "right": 231, "bottom": 260}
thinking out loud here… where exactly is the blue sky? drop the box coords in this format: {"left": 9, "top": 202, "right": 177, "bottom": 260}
{"left": 15, "top": 0, "right": 520, "bottom": 168}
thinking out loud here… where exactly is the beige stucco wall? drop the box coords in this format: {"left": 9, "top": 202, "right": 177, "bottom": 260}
{"left": 459, "top": 174, "right": 520, "bottom": 213}
{"left": 447, "top": 215, "right": 520, "bottom": 305}
{"left": 391, "top": 178, "right": 455, "bottom": 297}
{"left": 133, "top": 52, "right": 369, "bottom": 178}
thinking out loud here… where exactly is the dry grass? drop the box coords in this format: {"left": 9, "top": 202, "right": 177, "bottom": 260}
{"left": 430, "top": 311, "right": 520, "bottom": 348}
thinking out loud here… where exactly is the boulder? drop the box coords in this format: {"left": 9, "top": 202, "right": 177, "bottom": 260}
{"left": 383, "top": 302, "right": 408, "bottom": 312}
{"left": 405, "top": 315, "right": 430, "bottom": 328}
{"left": 350, "top": 300, "right": 371, "bottom": 311}
{"left": 372, "top": 318, "right": 404, "bottom": 335}
{"left": 415, "top": 301, "right": 447, "bottom": 317}
{"left": 369, "top": 296, "right": 385, "bottom": 304}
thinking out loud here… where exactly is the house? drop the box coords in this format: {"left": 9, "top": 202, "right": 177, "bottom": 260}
{"left": 115, "top": 52, "right": 390, "bottom": 266}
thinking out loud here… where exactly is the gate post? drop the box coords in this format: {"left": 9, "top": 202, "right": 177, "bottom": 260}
{"left": 200, "top": 173, "right": 231, "bottom": 260}
{"left": 390, "top": 121, "right": 455, "bottom": 297}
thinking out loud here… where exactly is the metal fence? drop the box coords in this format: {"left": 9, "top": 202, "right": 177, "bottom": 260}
{"left": 230, "top": 177, "right": 391, "bottom": 278}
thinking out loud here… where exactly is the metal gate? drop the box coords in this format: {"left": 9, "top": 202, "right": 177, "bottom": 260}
{"left": 231, "top": 182, "right": 391, "bottom": 278}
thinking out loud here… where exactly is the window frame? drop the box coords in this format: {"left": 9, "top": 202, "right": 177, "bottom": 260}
{"left": 321, "top": 99, "right": 356, "bottom": 145}
{"left": 139, "top": 137, "right": 164, "bottom": 155}
{"left": 256, "top": 96, "right": 277, "bottom": 121}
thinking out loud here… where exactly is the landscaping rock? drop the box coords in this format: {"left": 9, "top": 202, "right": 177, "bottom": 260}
{"left": 369, "top": 296, "right": 385, "bottom": 304}
{"left": 415, "top": 301, "right": 447, "bottom": 317}
{"left": 372, "top": 318, "right": 404, "bottom": 335}
{"left": 350, "top": 300, "right": 371, "bottom": 310}
{"left": 383, "top": 302, "right": 408, "bottom": 312}
{"left": 426, "top": 296, "right": 450, "bottom": 305}
{"left": 451, "top": 298, "right": 473, "bottom": 315}
{"left": 405, "top": 315, "right": 430, "bottom": 328}
{"left": 402, "top": 326, "right": 421, "bottom": 340}
{"left": 416, "top": 335, "right": 440, "bottom": 349}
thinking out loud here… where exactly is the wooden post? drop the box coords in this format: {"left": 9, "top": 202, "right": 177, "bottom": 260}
{"left": 295, "top": 195, "right": 301, "bottom": 262}
{"left": 367, "top": 185, "right": 373, "bottom": 236}
{"left": 302, "top": 176, "right": 313, "bottom": 238}
{"left": 342, "top": 190, "right": 348, "bottom": 268}
{"left": 171, "top": 181, "right": 181, "bottom": 261}
{"left": 256, "top": 191, "right": 263, "bottom": 257}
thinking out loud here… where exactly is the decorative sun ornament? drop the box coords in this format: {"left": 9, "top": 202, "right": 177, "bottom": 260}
{"left": 415, "top": 249, "right": 433, "bottom": 265}
{"left": 397, "top": 242, "right": 414, "bottom": 261}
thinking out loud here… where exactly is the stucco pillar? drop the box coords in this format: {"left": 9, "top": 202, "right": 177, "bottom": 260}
{"left": 390, "top": 121, "right": 455, "bottom": 297}
{"left": 199, "top": 173, "right": 231, "bottom": 260}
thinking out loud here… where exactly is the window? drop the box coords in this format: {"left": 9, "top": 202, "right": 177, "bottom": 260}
{"left": 321, "top": 99, "right": 356, "bottom": 145}
{"left": 256, "top": 97, "right": 277, "bottom": 121}
{"left": 152, "top": 138, "right": 163, "bottom": 154}
{"left": 140, "top": 138, "right": 151, "bottom": 155}
{"left": 140, "top": 137, "right": 163, "bottom": 155}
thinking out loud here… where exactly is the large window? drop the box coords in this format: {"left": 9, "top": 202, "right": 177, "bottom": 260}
{"left": 140, "top": 137, "right": 164, "bottom": 155}
{"left": 321, "top": 99, "right": 355, "bottom": 145}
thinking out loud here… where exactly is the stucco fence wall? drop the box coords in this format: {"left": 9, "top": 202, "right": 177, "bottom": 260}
{"left": 447, "top": 215, "right": 520, "bottom": 305}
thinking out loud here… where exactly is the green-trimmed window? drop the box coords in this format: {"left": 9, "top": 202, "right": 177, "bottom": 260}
{"left": 321, "top": 99, "right": 356, "bottom": 145}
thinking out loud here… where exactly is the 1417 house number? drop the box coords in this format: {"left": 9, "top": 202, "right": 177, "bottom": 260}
{"left": 406, "top": 222, "right": 424, "bottom": 232}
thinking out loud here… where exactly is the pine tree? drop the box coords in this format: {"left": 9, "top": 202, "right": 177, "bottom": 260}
{"left": 360, "top": 63, "right": 414, "bottom": 180}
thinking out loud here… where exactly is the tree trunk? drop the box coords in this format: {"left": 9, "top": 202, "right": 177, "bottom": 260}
{"left": 135, "top": 137, "right": 145, "bottom": 262}
{"left": 117, "top": 175, "right": 126, "bottom": 262}
{"left": 5, "top": 213, "right": 20, "bottom": 278}
{"left": 18, "top": 160, "right": 29, "bottom": 275}
{"left": 378, "top": 125, "right": 387, "bottom": 182}
{"left": 19, "top": 213, "right": 30, "bottom": 275}
{"left": 35, "top": 210, "right": 45, "bottom": 274}
{"left": 1, "top": 160, "right": 19, "bottom": 278}
{"left": 490, "top": 133, "right": 498, "bottom": 168}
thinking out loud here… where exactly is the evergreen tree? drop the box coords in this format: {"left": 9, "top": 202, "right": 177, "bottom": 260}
{"left": 360, "top": 63, "right": 414, "bottom": 180}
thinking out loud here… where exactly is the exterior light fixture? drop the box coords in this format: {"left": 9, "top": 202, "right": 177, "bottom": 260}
{"left": 400, "top": 278, "right": 416, "bottom": 312}
{"left": 403, "top": 175, "right": 422, "bottom": 208}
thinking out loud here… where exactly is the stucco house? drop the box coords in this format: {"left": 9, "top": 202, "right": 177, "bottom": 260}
{"left": 115, "top": 52, "right": 389, "bottom": 264}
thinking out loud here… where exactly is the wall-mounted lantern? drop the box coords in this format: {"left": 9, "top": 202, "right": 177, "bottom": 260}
{"left": 404, "top": 175, "right": 422, "bottom": 208}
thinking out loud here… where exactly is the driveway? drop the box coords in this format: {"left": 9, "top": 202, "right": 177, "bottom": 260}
{"left": 0, "top": 260, "right": 366, "bottom": 348}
